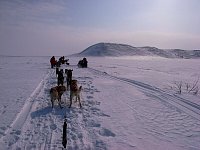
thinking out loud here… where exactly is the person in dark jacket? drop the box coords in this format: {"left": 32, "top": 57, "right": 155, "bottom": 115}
{"left": 78, "top": 58, "right": 88, "bottom": 68}
{"left": 82, "top": 57, "right": 88, "bottom": 68}
{"left": 50, "top": 56, "right": 56, "bottom": 68}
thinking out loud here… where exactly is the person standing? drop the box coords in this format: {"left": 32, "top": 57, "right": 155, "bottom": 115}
{"left": 50, "top": 56, "right": 56, "bottom": 68}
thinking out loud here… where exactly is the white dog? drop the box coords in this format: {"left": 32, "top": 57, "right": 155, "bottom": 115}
{"left": 68, "top": 80, "right": 82, "bottom": 108}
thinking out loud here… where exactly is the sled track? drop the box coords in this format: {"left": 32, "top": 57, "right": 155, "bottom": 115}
{"left": 87, "top": 67, "right": 200, "bottom": 121}
{"left": 0, "top": 70, "right": 52, "bottom": 148}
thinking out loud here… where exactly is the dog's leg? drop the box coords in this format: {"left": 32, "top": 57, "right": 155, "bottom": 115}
{"left": 78, "top": 95, "right": 82, "bottom": 108}
{"left": 57, "top": 79, "right": 60, "bottom": 86}
{"left": 69, "top": 93, "right": 73, "bottom": 108}
{"left": 51, "top": 98, "right": 54, "bottom": 108}
{"left": 69, "top": 78, "right": 72, "bottom": 90}
{"left": 78, "top": 86, "right": 82, "bottom": 108}
{"left": 67, "top": 79, "right": 69, "bottom": 90}
{"left": 61, "top": 78, "right": 64, "bottom": 86}
{"left": 58, "top": 95, "right": 63, "bottom": 109}
{"left": 75, "top": 95, "right": 78, "bottom": 102}
{"left": 58, "top": 99, "right": 63, "bottom": 108}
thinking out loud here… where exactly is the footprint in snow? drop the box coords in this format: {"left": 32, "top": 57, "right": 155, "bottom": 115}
{"left": 86, "top": 120, "right": 101, "bottom": 128}
{"left": 99, "top": 128, "right": 116, "bottom": 137}
{"left": 50, "top": 124, "right": 57, "bottom": 130}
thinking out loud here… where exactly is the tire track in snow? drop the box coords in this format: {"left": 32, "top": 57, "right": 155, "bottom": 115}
{"left": 87, "top": 67, "right": 200, "bottom": 121}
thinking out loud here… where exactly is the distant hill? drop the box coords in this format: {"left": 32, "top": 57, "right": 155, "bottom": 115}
{"left": 73, "top": 43, "right": 200, "bottom": 58}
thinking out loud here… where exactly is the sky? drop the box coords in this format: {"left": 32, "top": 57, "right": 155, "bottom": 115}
{"left": 0, "top": 0, "right": 200, "bottom": 56}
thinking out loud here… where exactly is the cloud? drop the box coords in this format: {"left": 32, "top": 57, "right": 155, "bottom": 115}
{"left": 0, "top": 0, "right": 69, "bottom": 26}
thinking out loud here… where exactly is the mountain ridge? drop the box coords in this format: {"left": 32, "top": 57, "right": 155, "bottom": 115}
{"left": 73, "top": 42, "right": 200, "bottom": 58}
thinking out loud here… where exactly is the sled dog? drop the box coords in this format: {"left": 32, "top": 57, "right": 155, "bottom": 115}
{"left": 65, "top": 69, "right": 73, "bottom": 90}
{"left": 69, "top": 80, "right": 82, "bottom": 108}
{"left": 56, "top": 67, "right": 59, "bottom": 77}
{"left": 50, "top": 85, "right": 66, "bottom": 108}
{"left": 57, "top": 69, "right": 64, "bottom": 86}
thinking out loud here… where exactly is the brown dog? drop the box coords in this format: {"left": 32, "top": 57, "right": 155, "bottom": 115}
{"left": 69, "top": 80, "right": 82, "bottom": 108}
{"left": 50, "top": 85, "right": 66, "bottom": 108}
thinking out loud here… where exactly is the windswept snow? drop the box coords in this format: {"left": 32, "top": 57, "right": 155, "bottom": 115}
{"left": 0, "top": 56, "right": 200, "bottom": 150}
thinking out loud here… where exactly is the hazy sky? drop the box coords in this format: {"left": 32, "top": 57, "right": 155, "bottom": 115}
{"left": 0, "top": 0, "right": 200, "bottom": 56}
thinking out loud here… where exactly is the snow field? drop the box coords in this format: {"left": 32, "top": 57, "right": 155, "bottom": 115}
{"left": 0, "top": 56, "right": 200, "bottom": 150}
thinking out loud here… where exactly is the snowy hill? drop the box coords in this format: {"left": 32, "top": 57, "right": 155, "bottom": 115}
{"left": 74, "top": 43, "right": 200, "bottom": 58}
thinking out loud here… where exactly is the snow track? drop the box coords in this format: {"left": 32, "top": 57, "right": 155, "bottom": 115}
{"left": 86, "top": 67, "right": 200, "bottom": 150}
{"left": 87, "top": 67, "right": 200, "bottom": 121}
{"left": 0, "top": 69, "right": 65, "bottom": 149}
{"left": 0, "top": 70, "right": 52, "bottom": 149}
{"left": 0, "top": 66, "right": 112, "bottom": 150}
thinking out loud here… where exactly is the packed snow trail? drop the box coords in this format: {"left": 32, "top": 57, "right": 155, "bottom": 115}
{"left": 0, "top": 66, "right": 113, "bottom": 150}
{"left": 0, "top": 65, "right": 200, "bottom": 150}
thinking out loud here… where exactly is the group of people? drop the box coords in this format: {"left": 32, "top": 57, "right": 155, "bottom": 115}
{"left": 50, "top": 56, "right": 69, "bottom": 68}
{"left": 78, "top": 57, "right": 88, "bottom": 68}
{"left": 50, "top": 56, "right": 88, "bottom": 69}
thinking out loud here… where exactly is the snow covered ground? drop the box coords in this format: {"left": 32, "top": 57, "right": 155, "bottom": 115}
{"left": 0, "top": 55, "right": 200, "bottom": 150}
